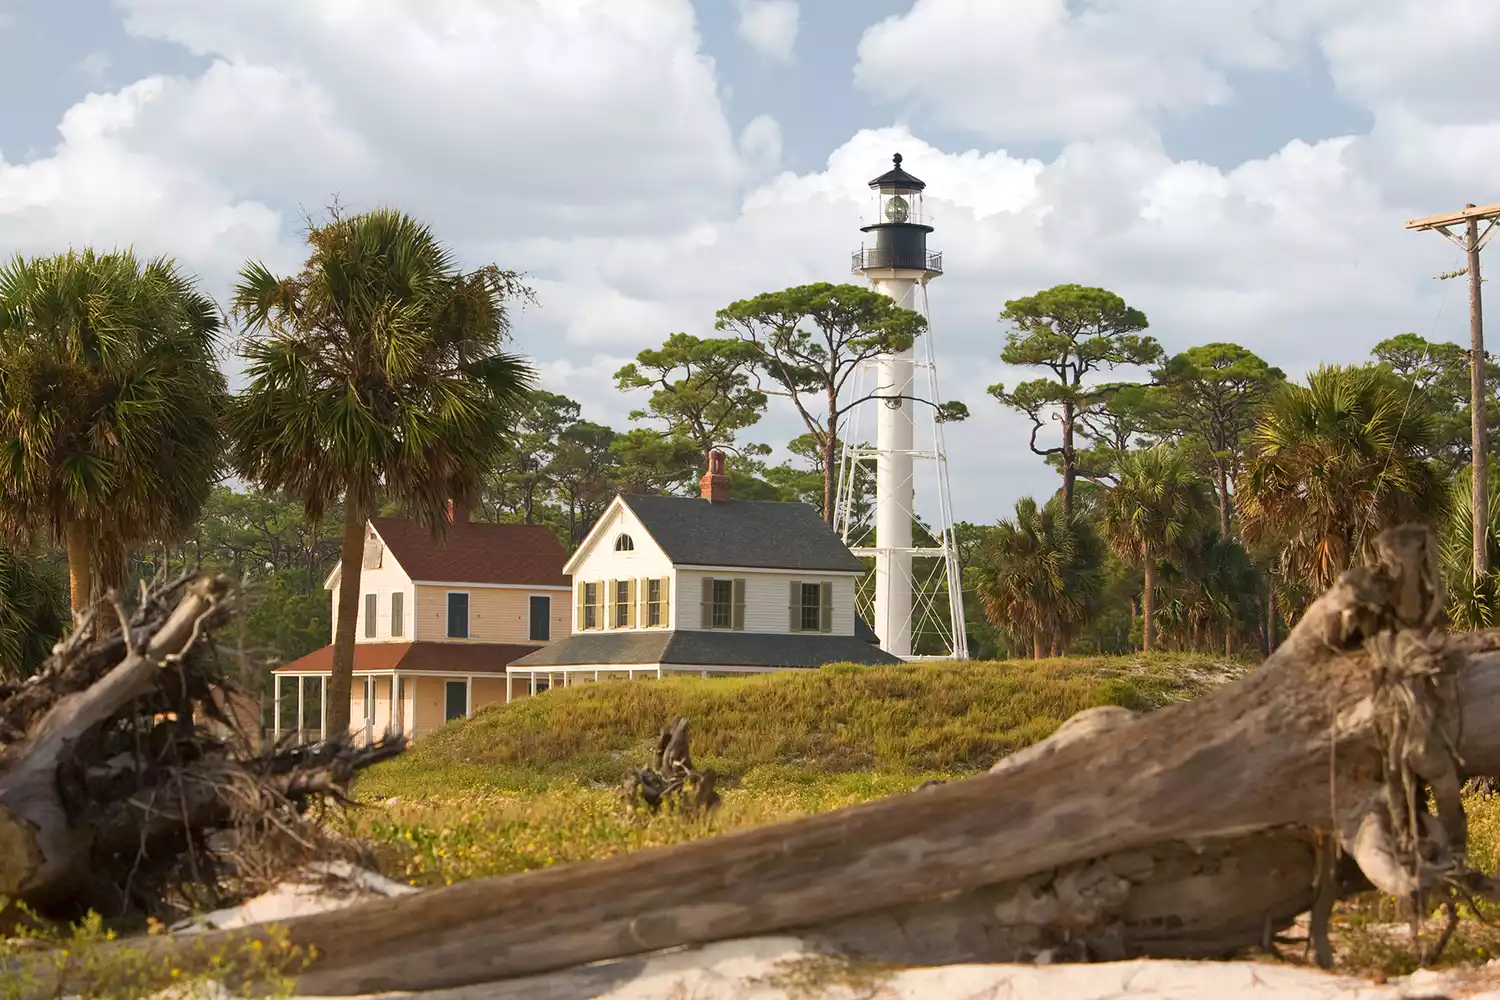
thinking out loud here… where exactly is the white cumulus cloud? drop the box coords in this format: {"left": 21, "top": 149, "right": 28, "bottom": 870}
{"left": 735, "top": 0, "right": 799, "bottom": 62}
{"left": 0, "top": 0, "right": 1495, "bottom": 518}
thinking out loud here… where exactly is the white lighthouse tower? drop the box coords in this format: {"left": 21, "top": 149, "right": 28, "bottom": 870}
{"left": 836, "top": 154, "right": 967, "bottom": 660}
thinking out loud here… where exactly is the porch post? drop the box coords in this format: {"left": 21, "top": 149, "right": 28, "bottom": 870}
{"left": 272, "top": 674, "right": 282, "bottom": 743}
{"left": 320, "top": 674, "right": 328, "bottom": 741}
{"left": 296, "top": 676, "right": 305, "bottom": 745}
{"left": 530, "top": 672, "right": 537, "bottom": 696}
{"left": 656, "top": 665, "right": 663, "bottom": 679}
{"left": 466, "top": 676, "right": 473, "bottom": 717}
{"left": 594, "top": 669, "right": 600, "bottom": 683}
{"left": 392, "top": 672, "right": 402, "bottom": 737}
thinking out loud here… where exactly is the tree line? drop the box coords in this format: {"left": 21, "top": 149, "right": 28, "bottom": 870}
{"left": 0, "top": 208, "right": 933, "bottom": 734}
{"left": 967, "top": 283, "right": 1493, "bottom": 660}
{"left": 1, "top": 211, "right": 1491, "bottom": 711}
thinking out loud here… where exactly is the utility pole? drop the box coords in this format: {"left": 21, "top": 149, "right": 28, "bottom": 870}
{"left": 1406, "top": 201, "right": 1500, "bottom": 579}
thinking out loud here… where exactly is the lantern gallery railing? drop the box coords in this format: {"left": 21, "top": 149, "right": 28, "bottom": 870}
{"left": 851, "top": 248, "right": 943, "bottom": 274}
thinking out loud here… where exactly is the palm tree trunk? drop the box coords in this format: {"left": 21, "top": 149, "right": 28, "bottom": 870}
{"left": 1142, "top": 553, "right": 1156, "bottom": 653}
{"left": 328, "top": 502, "right": 365, "bottom": 738}
{"left": 1032, "top": 630, "right": 1044, "bottom": 660}
{"left": 63, "top": 519, "right": 92, "bottom": 617}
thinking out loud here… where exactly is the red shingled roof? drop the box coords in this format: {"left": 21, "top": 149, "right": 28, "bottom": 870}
{"left": 274, "top": 642, "right": 539, "bottom": 675}
{"left": 370, "top": 517, "right": 569, "bottom": 588}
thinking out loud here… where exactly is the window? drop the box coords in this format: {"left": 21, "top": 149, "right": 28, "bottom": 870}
{"left": 712, "top": 580, "right": 733, "bottom": 628}
{"left": 582, "top": 582, "right": 599, "bottom": 630}
{"left": 529, "top": 595, "right": 551, "bottom": 641}
{"left": 790, "top": 580, "right": 834, "bottom": 633}
{"left": 614, "top": 534, "right": 634, "bottom": 551}
{"left": 364, "top": 593, "right": 377, "bottom": 638}
{"left": 646, "top": 579, "right": 663, "bottom": 627}
{"left": 390, "top": 592, "right": 404, "bottom": 637}
{"left": 800, "top": 583, "right": 822, "bottom": 632}
{"left": 615, "top": 580, "right": 632, "bottom": 628}
{"left": 447, "top": 592, "right": 470, "bottom": 639}
{"left": 444, "top": 680, "right": 468, "bottom": 722}
{"left": 362, "top": 677, "right": 373, "bottom": 723}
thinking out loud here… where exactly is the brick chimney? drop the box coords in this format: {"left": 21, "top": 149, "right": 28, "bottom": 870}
{"left": 699, "top": 449, "right": 731, "bottom": 503}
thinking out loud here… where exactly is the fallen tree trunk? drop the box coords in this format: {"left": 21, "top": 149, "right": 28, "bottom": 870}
{"left": 38, "top": 526, "right": 1500, "bottom": 994}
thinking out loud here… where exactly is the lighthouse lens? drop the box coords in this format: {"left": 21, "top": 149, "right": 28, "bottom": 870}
{"left": 884, "top": 195, "right": 910, "bottom": 223}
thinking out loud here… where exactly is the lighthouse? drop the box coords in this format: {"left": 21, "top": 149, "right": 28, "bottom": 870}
{"left": 837, "top": 154, "right": 967, "bottom": 660}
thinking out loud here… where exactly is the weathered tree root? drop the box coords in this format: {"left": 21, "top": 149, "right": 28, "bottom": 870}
{"left": 621, "top": 717, "right": 720, "bottom": 817}
{"left": 0, "top": 575, "right": 404, "bottom": 922}
{"left": 25, "top": 525, "right": 1500, "bottom": 996}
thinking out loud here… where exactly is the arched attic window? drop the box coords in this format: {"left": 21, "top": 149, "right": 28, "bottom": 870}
{"left": 614, "top": 534, "right": 635, "bottom": 552}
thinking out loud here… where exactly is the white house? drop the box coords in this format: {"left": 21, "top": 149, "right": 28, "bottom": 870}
{"left": 508, "top": 451, "right": 899, "bottom": 687}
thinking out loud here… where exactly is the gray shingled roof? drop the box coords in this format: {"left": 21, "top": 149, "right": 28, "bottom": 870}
{"left": 620, "top": 494, "right": 866, "bottom": 572}
{"left": 509, "top": 629, "right": 901, "bottom": 669}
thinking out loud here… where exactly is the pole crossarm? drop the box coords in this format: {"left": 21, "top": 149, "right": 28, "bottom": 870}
{"left": 1405, "top": 201, "right": 1500, "bottom": 232}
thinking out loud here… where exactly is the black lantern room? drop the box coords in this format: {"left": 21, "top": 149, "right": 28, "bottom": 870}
{"left": 852, "top": 153, "right": 942, "bottom": 276}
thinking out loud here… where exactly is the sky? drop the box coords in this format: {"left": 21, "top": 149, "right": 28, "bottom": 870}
{"left": 1, "top": 0, "right": 1496, "bottom": 524}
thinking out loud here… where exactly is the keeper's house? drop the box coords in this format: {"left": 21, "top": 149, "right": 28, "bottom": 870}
{"left": 508, "top": 451, "right": 899, "bottom": 688}
{"left": 272, "top": 507, "right": 570, "bottom": 742}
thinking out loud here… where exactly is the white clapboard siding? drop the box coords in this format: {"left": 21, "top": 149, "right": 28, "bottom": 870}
{"left": 673, "top": 570, "right": 857, "bottom": 636}
{"left": 569, "top": 502, "right": 673, "bottom": 631}
{"left": 331, "top": 526, "right": 417, "bottom": 644}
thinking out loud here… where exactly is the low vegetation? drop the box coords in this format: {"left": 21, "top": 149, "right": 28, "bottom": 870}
{"left": 349, "top": 656, "right": 1245, "bottom": 886}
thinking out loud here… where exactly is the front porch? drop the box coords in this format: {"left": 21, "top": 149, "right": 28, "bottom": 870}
{"left": 271, "top": 670, "right": 530, "bottom": 744}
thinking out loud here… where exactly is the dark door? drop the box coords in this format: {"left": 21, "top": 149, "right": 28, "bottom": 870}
{"left": 444, "top": 680, "right": 467, "bottom": 722}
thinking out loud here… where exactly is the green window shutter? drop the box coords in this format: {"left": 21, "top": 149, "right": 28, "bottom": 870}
{"left": 732, "top": 579, "right": 746, "bottom": 631}
{"left": 700, "top": 577, "right": 714, "bottom": 629}
{"left": 662, "top": 576, "right": 672, "bottom": 628}
{"left": 820, "top": 581, "right": 834, "bottom": 633}
{"left": 788, "top": 580, "right": 801, "bottom": 632}
{"left": 627, "top": 579, "right": 637, "bottom": 628}
{"left": 576, "top": 583, "right": 586, "bottom": 631}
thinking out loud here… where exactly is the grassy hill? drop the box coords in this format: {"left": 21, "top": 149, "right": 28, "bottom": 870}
{"left": 377, "top": 654, "right": 1244, "bottom": 792}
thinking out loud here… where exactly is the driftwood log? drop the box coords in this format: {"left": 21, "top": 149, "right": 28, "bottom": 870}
{"left": 32, "top": 525, "right": 1500, "bottom": 994}
{"left": 0, "top": 575, "right": 402, "bottom": 919}
{"left": 621, "top": 717, "right": 721, "bottom": 816}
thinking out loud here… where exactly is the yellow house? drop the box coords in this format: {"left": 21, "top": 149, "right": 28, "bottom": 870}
{"left": 272, "top": 510, "right": 570, "bottom": 743}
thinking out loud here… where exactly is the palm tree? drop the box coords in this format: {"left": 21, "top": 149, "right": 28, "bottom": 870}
{"left": 1155, "top": 532, "right": 1261, "bottom": 653}
{"left": 1238, "top": 365, "right": 1446, "bottom": 603}
{"left": 974, "top": 496, "right": 1103, "bottom": 658}
{"left": 1098, "top": 447, "right": 1212, "bottom": 653}
{"left": 229, "top": 208, "right": 535, "bottom": 737}
{"left": 0, "top": 544, "right": 67, "bottom": 680}
{"left": 0, "top": 249, "right": 225, "bottom": 614}
{"left": 1441, "top": 467, "right": 1500, "bottom": 630}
